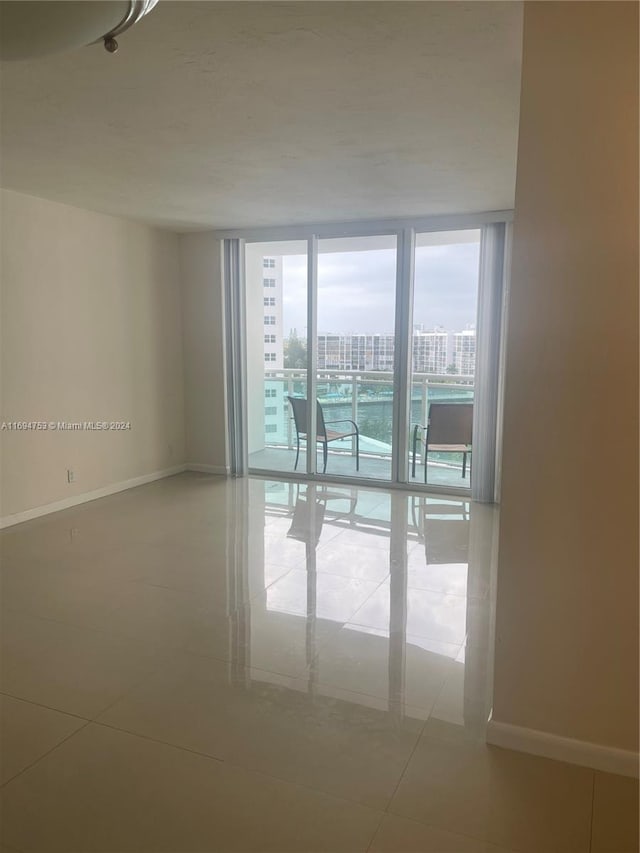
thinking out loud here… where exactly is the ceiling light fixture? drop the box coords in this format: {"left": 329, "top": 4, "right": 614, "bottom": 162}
{"left": 0, "top": 0, "right": 159, "bottom": 61}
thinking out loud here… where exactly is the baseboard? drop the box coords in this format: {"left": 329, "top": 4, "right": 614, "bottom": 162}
{"left": 487, "top": 717, "right": 639, "bottom": 778}
{"left": 185, "top": 463, "right": 230, "bottom": 475}
{"left": 0, "top": 465, "right": 187, "bottom": 529}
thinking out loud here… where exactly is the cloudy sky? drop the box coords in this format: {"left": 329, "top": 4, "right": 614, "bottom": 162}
{"left": 282, "top": 241, "right": 480, "bottom": 336}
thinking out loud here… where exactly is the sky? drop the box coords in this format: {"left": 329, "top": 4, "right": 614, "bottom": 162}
{"left": 282, "top": 241, "right": 480, "bottom": 336}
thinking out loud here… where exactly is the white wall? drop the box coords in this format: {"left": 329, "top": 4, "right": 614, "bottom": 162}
{"left": 0, "top": 190, "right": 185, "bottom": 519}
{"left": 493, "top": 1, "right": 638, "bottom": 756}
{"left": 178, "top": 232, "right": 227, "bottom": 471}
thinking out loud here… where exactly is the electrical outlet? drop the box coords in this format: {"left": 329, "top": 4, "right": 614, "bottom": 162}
{"left": 67, "top": 468, "right": 75, "bottom": 484}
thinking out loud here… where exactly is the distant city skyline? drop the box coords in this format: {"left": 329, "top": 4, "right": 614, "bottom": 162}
{"left": 282, "top": 241, "right": 480, "bottom": 336}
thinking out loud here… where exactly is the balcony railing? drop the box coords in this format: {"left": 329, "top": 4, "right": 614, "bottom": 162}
{"left": 263, "top": 368, "right": 474, "bottom": 459}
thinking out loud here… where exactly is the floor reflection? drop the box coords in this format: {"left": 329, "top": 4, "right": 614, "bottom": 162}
{"left": 0, "top": 473, "right": 499, "bottom": 821}
{"left": 228, "top": 479, "right": 496, "bottom": 738}
{"left": 2, "top": 474, "right": 630, "bottom": 851}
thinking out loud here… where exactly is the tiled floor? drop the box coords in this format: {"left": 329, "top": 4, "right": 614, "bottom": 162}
{"left": 0, "top": 473, "right": 637, "bottom": 852}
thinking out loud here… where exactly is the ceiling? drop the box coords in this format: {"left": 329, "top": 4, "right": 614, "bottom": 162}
{"left": 0, "top": 1, "right": 523, "bottom": 232}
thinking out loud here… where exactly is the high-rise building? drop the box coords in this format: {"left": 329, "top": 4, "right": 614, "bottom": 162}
{"left": 317, "top": 330, "right": 450, "bottom": 373}
{"left": 412, "top": 331, "right": 448, "bottom": 373}
{"left": 372, "top": 334, "right": 395, "bottom": 371}
{"left": 262, "top": 257, "right": 284, "bottom": 369}
{"left": 453, "top": 329, "right": 476, "bottom": 375}
{"left": 262, "top": 257, "right": 285, "bottom": 441}
{"left": 317, "top": 333, "right": 395, "bottom": 371}
{"left": 317, "top": 334, "right": 351, "bottom": 369}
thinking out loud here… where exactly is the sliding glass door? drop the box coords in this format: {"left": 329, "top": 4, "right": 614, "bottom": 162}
{"left": 316, "top": 235, "right": 398, "bottom": 482}
{"left": 407, "top": 230, "right": 481, "bottom": 488}
{"left": 237, "top": 218, "right": 506, "bottom": 499}
{"left": 245, "top": 234, "right": 399, "bottom": 484}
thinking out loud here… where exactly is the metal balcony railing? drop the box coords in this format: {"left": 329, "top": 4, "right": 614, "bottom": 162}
{"left": 262, "top": 367, "right": 474, "bottom": 459}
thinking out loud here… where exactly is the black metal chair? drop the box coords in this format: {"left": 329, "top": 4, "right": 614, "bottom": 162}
{"left": 412, "top": 402, "right": 473, "bottom": 482}
{"left": 286, "top": 485, "right": 359, "bottom": 545}
{"left": 287, "top": 396, "right": 359, "bottom": 474}
{"left": 410, "top": 497, "right": 470, "bottom": 562}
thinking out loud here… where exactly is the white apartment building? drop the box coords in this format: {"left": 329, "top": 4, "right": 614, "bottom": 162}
{"left": 317, "top": 333, "right": 395, "bottom": 371}
{"left": 262, "top": 257, "right": 286, "bottom": 441}
{"left": 262, "top": 256, "right": 284, "bottom": 368}
{"left": 317, "top": 330, "right": 448, "bottom": 373}
{"left": 317, "top": 334, "right": 352, "bottom": 369}
{"left": 412, "top": 330, "right": 448, "bottom": 373}
{"left": 453, "top": 329, "right": 476, "bottom": 375}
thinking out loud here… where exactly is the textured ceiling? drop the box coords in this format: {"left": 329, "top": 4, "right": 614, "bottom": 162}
{"left": 0, "top": 1, "right": 523, "bottom": 231}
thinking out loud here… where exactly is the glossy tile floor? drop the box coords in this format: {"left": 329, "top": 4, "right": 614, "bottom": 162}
{"left": 1, "top": 474, "right": 637, "bottom": 853}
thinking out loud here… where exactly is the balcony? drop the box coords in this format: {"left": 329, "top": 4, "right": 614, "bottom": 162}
{"left": 249, "top": 368, "right": 474, "bottom": 488}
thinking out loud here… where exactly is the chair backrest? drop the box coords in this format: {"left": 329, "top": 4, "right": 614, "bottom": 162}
{"left": 427, "top": 403, "right": 473, "bottom": 446}
{"left": 287, "top": 497, "right": 326, "bottom": 544}
{"left": 287, "top": 397, "right": 327, "bottom": 438}
{"left": 421, "top": 501, "right": 470, "bottom": 564}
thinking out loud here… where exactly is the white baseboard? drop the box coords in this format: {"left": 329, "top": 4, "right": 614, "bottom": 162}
{"left": 185, "top": 463, "right": 230, "bottom": 475}
{"left": 487, "top": 717, "right": 639, "bottom": 778}
{"left": 0, "top": 465, "right": 187, "bottom": 529}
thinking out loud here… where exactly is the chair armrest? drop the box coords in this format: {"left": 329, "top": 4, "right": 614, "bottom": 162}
{"left": 324, "top": 419, "right": 359, "bottom": 432}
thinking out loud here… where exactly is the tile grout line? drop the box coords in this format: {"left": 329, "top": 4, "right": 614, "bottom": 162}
{"left": 87, "top": 657, "right": 179, "bottom": 723}
{"left": 90, "top": 719, "right": 226, "bottom": 765}
{"left": 364, "top": 809, "right": 387, "bottom": 853}
{"left": 0, "top": 718, "right": 91, "bottom": 790}
{"left": 417, "top": 656, "right": 456, "bottom": 723}
{"left": 3, "top": 475, "right": 488, "bottom": 849}
{"left": 0, "top": 690, "right": 91, "bottom": 723}
{"left": 373, "top": 696, "right": 508, "bottom": 852}
{"left": 89, "top": 719, "right": 387, "bottom": 817}
{"left": 378, "top": 697, "right": 431, "bottom": 816}
{"left": 3, "top": 606, "right": 335, "bottom": 688}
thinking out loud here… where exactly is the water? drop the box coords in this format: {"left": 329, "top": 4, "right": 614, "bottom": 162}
{"left": 267, "top": 381, "right": 473, "bottom": 463}
{"left": 318, "top": 387, "right": 474, "bottom": 446}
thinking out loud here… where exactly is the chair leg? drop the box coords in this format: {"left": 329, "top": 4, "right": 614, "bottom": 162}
{"left": 294, "top": 435, "right": 300, "bottom": 470}
{"left": 462, "top": 452, "right": 467, "bottom": 478}
{"left": 410, "top": 496, "right": 419, "bottom": 533}
{"left": 322, "top": 441, "right": 328, "bottom": 474}
{"left": 355, "top": 432, "right": 359, "bottom": 472}
{"left": 424, "top": 448, "right": 428, "bottom": 483}
{"left": 411, "top": 425, "right": 419, "bottom": 478}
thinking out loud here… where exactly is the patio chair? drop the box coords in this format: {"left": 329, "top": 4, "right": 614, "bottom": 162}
{"left": 410, "top": 497, "right": 470, "bottom": 563}
{"left": 287, "top": 496, "right": 326, "bottom": 545}
{"left": 287, "top": 396, "right": 360, "bottom": 474}
{"left": 286, "top": 485, "right": 359, "bottom": 544}
{"left": 412, "top": 402, "right": 473, "bottom": 482}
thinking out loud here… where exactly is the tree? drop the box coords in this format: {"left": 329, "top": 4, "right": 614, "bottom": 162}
{"left": 284, "top": 330, "right": 307, "bottom": 369}
{"left": 446, "top": 363, "right": 458, "bottom": 375}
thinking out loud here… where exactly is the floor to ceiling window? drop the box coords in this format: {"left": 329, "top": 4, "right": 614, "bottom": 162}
{"left": 245, "top": 240, "right": 308, "bottom": 476}
{"left": 407, "top": 230, "right": 481, "bottom": 488}
{"left": 315, "top": 235, "right": 398, "bottom": 482}
{"left": 231, "top": 215, "right": 508, "bottom": 500}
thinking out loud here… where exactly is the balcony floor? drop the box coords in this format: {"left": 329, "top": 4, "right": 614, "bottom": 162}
{"left": 248, "top": 446, "right": 471, "bottom": 489}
